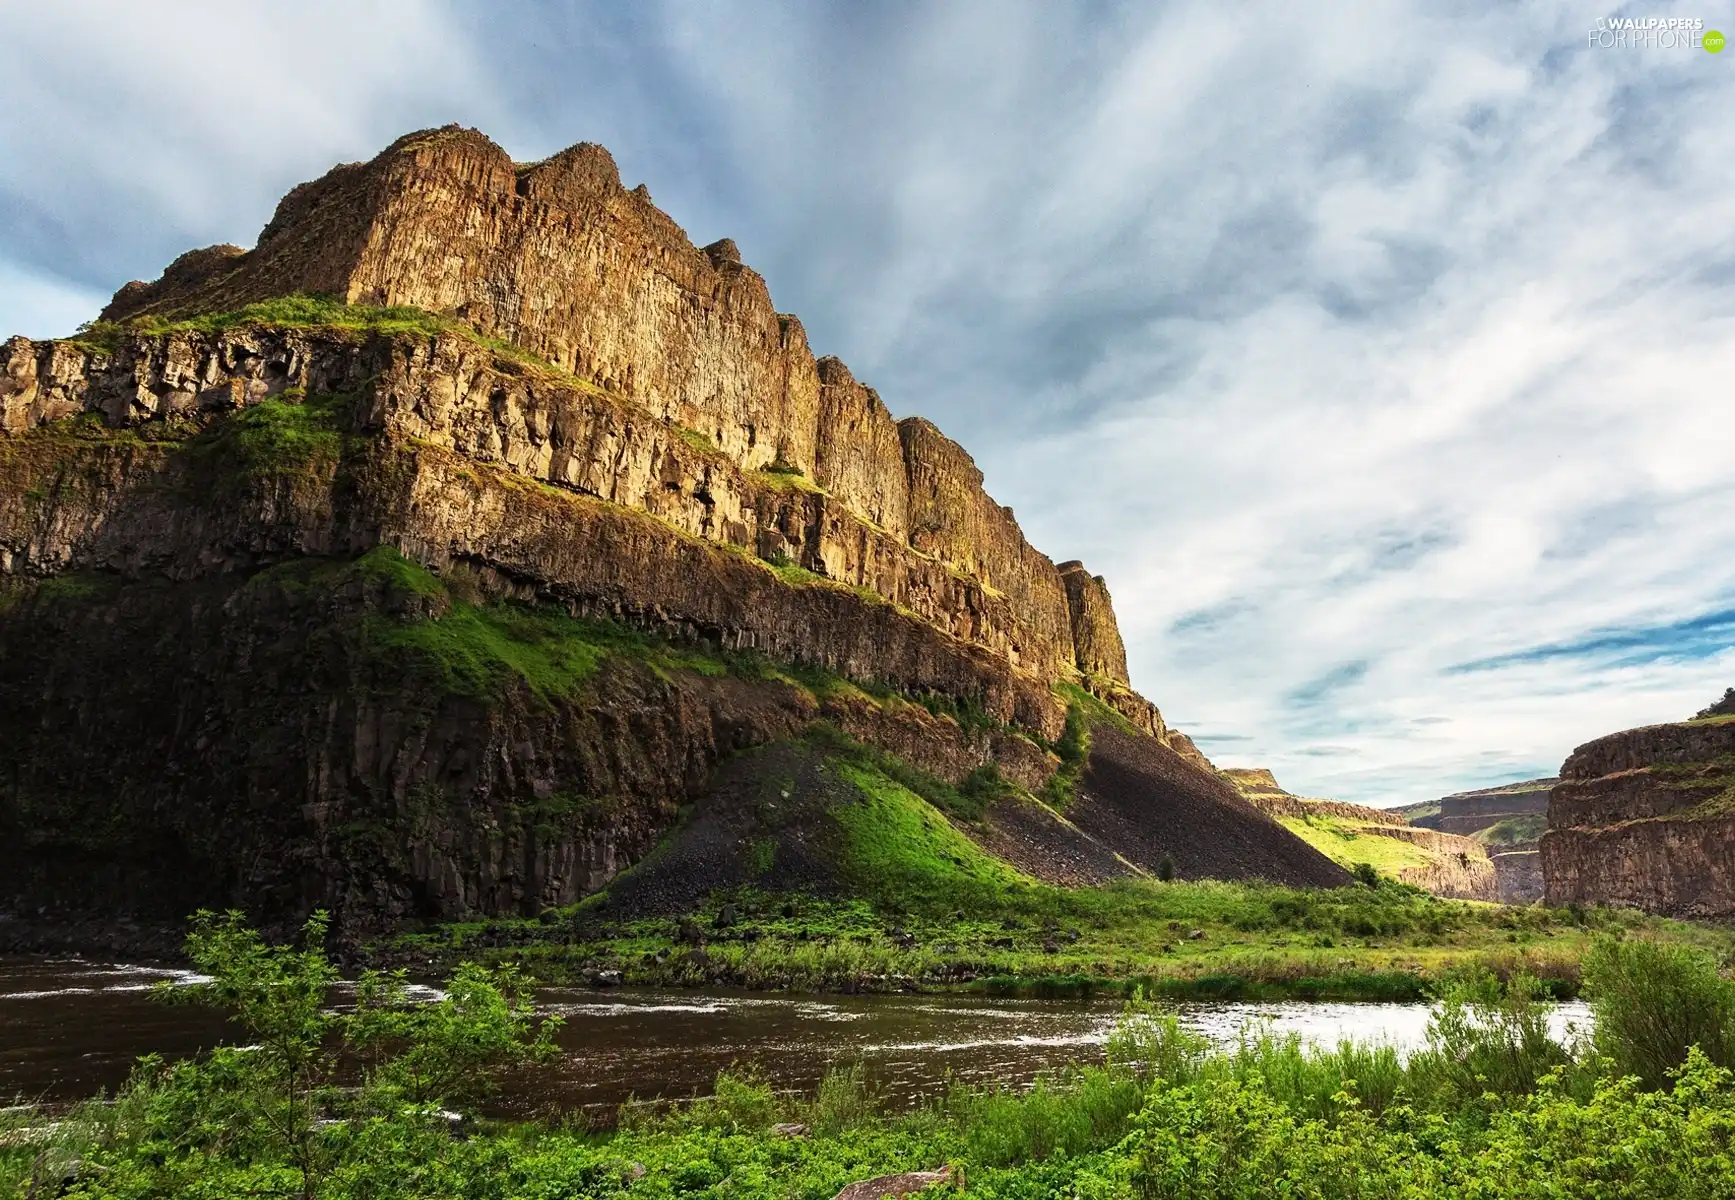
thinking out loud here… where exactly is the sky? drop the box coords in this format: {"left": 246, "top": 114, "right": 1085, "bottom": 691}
{"left": 3, "top": 1, "right": 1733, "bottom": 806}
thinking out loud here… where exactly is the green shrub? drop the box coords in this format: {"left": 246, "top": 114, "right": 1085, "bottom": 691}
{"left": 1583, "top": 937, "right": 1735, "bottom": 1089}
{"left": 808, "top": 1063, "right": 879, "bottom": 1135}
{"left": 1407, "top": 968, "right": 1577, "bottom": 1110}
{"left": 685, "top": 1067, "right": 781, "bottom": 1133}
{"left": 131, "top": 911, "right": 561, "bottom": 1200}
{"left": 1105, "top": 998, "right": 1210, "bottom": 1086}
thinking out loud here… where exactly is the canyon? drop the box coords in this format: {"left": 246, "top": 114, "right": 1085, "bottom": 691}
{"left": 1224, "top": 769, "right": 1498, "bottom": 901}
{"left": 0, "top": 126, "right": 1346, "bottom": 944}
{"left": 1398, "top": 781, "right": 1551, "bottom": 904}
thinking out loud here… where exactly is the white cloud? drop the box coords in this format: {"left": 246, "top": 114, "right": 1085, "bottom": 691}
{"left": 3, "top": 0, "right": 1732, "bottom": 806}
{"left": 0, "top": 0, "right": 494, "bottom": 292}
{"left": 0, "top": 261, "right": 105, "bottom": 341}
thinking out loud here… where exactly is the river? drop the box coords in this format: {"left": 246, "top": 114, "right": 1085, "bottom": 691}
{"left": 0, "top": 957, "right": 1592, "bottom": 1121}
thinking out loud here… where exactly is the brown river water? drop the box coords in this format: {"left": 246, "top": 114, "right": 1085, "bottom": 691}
{"left": 0, "top": 958, "right": 1592, "bottom": 1121}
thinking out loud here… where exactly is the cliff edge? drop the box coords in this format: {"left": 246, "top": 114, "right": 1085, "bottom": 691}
{"left": 1541, "top": 714, "right": 1735, "bottom": 916}
{"left": 0, "top": 127, "right": 1347, "bottom": 938}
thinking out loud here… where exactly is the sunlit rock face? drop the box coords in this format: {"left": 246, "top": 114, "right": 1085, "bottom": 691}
{"left": 1542, "top": 720, "right": 1735, "bottom": 917}
{"left": 7, "top": 126, "right": 1308, "bottom": 938}
{"left": 94, "top": 124, "right": 1137, "bottom": 690}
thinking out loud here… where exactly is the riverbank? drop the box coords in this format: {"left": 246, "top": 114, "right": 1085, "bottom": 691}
{"left": 366, "top": 878, "right": 1734, "bottom": 1002}
{"left": 6, "top": 932, "right": 1734, "bottom": 1200}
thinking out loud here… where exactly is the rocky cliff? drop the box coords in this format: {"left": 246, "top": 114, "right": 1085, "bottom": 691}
{"left": 1541, "top": 716, "right": 1735, "bottom": 916}
{"left": 93, "top": 126, "right": 1108, "bottom": 687}
{"left": 1415, "top": 781, "right": 1554, "bottom": 836}
{"left": 0, "top": 127, "right": 1346, "bottom": 939}
{"left": 1396, "top": 780, "right": 1552, "bottom": 902}
{"left": 1225, "top": 768, "right": 1498, "bottom": 900}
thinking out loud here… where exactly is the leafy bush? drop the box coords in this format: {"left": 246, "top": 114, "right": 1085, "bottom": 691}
{"left": 809, "top": 1063, "right": 879, "bottom": 1135}
{"left": 1583, "top": 936, "right": 1735, "bottom": 1089}
{"left": 1105, "top": 996, "right": 1210, "bottom": 1086}
{"left": 1406, "top": 968, "right": 1577, "bottom": 1110}
{"left": 1697, "top": 687, "right": 1735, "bottom": 718}
{"left": 126, "top": 910, "right": 560, "bottom": 1199}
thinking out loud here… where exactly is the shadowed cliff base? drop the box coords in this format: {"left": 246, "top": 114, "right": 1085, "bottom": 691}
{"left": 1072, "top": 728, "right": 1350, "bottom": 890}
{"left": 0, "top": 542, "right": 1341, "bottom": 953}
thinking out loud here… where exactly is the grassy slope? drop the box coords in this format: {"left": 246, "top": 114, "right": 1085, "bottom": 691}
{"left": 1476, "top": 813, "right": 1549, "bottom": 848}
{"left": 1274, "top": 813, "right": 1439, "bottom": 875}
{"left": 1390, "top": 799, "right": 1440, "bottom": 823}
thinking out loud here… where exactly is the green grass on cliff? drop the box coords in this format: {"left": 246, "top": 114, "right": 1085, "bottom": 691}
{"left": 832, "top": 758, "right": 1029, "bottom": 911}
{"left": 190, "top": 389, "right": 353, "bottom": 479}
{"left": 1476, "top": 813, "right": 1549, "bottom": 847}
{"left": 366, "top": 604, "right": 617, "bottom": 701}
{"left": 343, "top": 548, "right": 936, "bottom": 723}
{"left": 1653, "top": 751, "right": 1735, "bottom": 819}
{"left": 71, "top": 294, "right": 491, "bottom": 352}
{"left": 349, "top": 548, "right": 732, "bottom": 703}
{"left": 753, "top": 462, "right": 828, "bottom": 495}
{"left": 64, "top": 293, "right": 596, "bottom": 389}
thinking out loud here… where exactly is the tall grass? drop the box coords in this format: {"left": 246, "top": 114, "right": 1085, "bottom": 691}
{"left": 608, "top": 949, "right": 1733, "bottom": 1189}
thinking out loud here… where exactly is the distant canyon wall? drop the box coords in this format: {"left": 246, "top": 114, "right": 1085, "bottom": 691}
{"left": 1542, "top": 720, "right": 1735, "bottom": 917}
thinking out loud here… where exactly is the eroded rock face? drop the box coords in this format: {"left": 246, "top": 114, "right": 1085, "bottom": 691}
{"left": 105, "top": 131, "right": 823, "bottom": 477}
{"left": 814, "top": 357, "right": 908, "bottom": 540}
{"left": 1426, "top": 781, "right": 1553, "bottom": 836}
{"left": 0, "top": 560, "right": 1053, "bottom": 937}
{"left": 899, "top": 417, "right": 1076, "bottom": 679}
{"left": 1541, "top": 720, "right": 1735, "bottom": 916}
{"left": 1397, "top": 850, "right": 1498, "bottom": 902}
{"left": 1493, "top": 851, "right": 1544, "bottom": 904}
{"left": 0, "top": 328, "right": 1069, "bottom": 737}
{"left": 96, "top": 125, "right": 1123, "bottom": 684}
{"left": 1058, "top": 562, "right": 1129, "bottom": 686}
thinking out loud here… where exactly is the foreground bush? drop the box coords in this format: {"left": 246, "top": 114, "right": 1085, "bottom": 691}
{"left": 1584, "top": 937, "right": 1735, "bottom": 1089}
{"left": 4, "top": 924, "right": 1734, "bottom": 1198}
